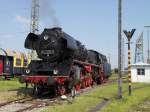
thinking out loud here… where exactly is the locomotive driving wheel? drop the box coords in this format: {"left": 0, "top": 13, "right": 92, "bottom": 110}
{"left": 33, "top": 84, "right": 44, "bottom": 97}
{"left": 57, "top": 85, "right": 66, "bottom": 96}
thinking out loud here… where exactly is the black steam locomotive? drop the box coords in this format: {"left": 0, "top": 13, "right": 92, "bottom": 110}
{"left": 21, "top": 27, "right": 111, "bottom": 95}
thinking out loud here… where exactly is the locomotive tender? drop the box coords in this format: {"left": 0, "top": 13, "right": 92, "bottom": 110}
{"left": 20, "top": 27, "right": 111, "bottom": 95}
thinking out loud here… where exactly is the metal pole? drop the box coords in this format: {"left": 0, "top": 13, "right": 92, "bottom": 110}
{"left": 148, "top": 28, "right": 150, "bottom": 61}
{"left": 127, "top": 40, "right": 132, "bottom": 95}
{"left": 108, "top": 53, "right": 111, "bottom": 64}
{"left": 118, "top": 0, "right": 122, "bottom": 99}
{"left": 144, "top": 26, "right": 150, "bottom": 63}
{"left": 30, "top": 0, "right": 40, "bottom": 60}
{"left": 121, "top": 36, "right": 125, "bottom": 75}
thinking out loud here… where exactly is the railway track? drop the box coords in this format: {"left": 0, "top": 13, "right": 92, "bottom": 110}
{"left": 0, "top": 86, "right": 101, "bottom": 112}
{"left": 0, "top": 96, "right": 58, "bottom": 112}
{"left": 15, "top": 98, "right": 58, "bottom": 112}
{"left": 0, "top": 97, "right": 33, "bottom": 108}
{"left": 0, "top": 78, "right": 127, "bottom": 112}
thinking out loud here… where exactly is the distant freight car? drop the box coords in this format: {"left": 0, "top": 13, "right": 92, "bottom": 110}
{"left": 20, "top": 27, "right": 111, "bottom": 96}
{"left": 0, "top": 48, "right": 29, "bottom": 79}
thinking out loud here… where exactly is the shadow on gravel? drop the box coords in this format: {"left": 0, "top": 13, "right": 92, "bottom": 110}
{"left": 8, "top": 87, "right": 33, "bottom": 96}
{"left": 9, "top": 87, "right": 57, "bottom": 99}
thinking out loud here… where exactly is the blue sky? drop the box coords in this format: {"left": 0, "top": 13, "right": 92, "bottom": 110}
{"left": 0, "top": 0, "right": 150, "bottom": 68}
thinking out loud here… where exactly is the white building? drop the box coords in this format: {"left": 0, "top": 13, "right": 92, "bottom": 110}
{"left": 131, "top": 62, "right": 150, "bottom": 83}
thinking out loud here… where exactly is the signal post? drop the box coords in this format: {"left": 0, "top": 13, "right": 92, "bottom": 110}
{"left": 123, "top": 29, "right": 136, "bottom": 96}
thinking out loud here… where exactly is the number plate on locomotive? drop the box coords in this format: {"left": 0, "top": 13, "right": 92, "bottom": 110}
{"left": 41, "top": 50, "right": 55, "bottom": 55}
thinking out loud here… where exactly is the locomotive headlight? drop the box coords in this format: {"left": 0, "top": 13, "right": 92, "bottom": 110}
{"left": 53, "top": 69, "right": 58, "bottom": 75}
{"left": 26, "top": 69, "right": 30, "bottom": 74}
{"left": 44, "top": 35, "right": 49, "bottom": 40}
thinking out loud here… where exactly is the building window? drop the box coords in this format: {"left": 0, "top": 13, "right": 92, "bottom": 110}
{"left": 137, "top": 68, "right": 145, "bottom": 75}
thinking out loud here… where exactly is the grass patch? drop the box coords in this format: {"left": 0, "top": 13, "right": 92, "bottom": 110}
{"left": 109, "top": 73, "right": 127, "bottom": 80}
{"left": 42, "top": 84, "right": 119, "bottom": 112}
{"left": 109, "top": 73, "right": 118, "bottom": 80}
{"left": 101, "top": 83, "right": 150, "bottom": 112}
{"left": 130, "top": 98, "right": 150, "bottom": 112}
{"left": 43, "top": 82, "right": 150, "bottom": 112}
{"left": 0, "top": 79, "right": 25, "bottom": 92}
{"left": 0, "top": 91, "right": 26, "bottom": 102}
{"left": 0, "top": 78, "right": 27, "bottom": 102}
{"left": 42, "top": 83, "right": 116, "bottom": 112}
{"left": 1, "top": 76, "right": 149, "bottom": 112}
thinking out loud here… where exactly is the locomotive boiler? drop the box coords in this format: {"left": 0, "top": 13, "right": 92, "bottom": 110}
{"left": 25, "top": 28, "right": 88, "bottom": 75}
{"left": 21, "top": 27, "right": 111, "bottom": 96}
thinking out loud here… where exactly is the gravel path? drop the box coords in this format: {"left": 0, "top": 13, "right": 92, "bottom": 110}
{"left": 0, "top": 96, "right": 62, "bottom": 112}
{"left": 0, "top": 103, "right": 31, "bottom": 112}
{"left": 130, "top": 100, "right": 150, "bottom": 112}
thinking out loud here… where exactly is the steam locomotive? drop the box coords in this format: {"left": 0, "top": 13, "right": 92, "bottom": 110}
{"left": 20, "top": 27, "right": 111, "bottom": 96}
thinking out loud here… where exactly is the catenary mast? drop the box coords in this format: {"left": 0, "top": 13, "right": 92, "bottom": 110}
{"left": 29, "top": 0, "right": 40, "bottom": 60}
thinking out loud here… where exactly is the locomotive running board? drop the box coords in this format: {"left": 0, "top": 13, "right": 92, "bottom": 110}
{"left": 73, "top": 60, "right": 100, "bottom": 67}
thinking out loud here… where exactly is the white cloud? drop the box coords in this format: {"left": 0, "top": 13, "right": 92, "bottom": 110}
{"left": 16, "top": 15, "right": 30, "bottom": 25}
{"left": 0, "top": 34, "right": 14, "bottom": 38}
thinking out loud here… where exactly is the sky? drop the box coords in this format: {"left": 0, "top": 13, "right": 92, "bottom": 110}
{"left": 0, "top": 0, "right": 150, "bottom": 69}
